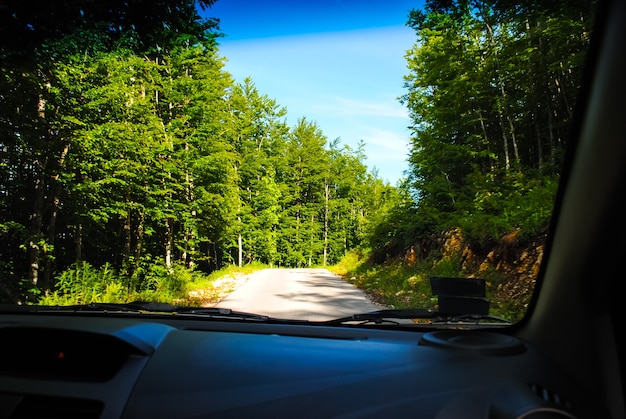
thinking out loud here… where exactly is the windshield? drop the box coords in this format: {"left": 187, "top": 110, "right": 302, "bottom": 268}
{"left": 0, "top": 0, "right": 598, "bottom": 326}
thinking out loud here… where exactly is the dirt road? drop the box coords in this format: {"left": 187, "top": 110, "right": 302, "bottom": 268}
{"left": 214, "top": 268, "right": 385, "bottom": 321}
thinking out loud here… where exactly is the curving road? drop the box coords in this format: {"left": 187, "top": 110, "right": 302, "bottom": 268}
{"left": 215, "top": 268, "right": 385, "bottom": 321}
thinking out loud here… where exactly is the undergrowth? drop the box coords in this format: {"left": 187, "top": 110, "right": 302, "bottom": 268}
{"left": 37, "top": 261, "right": 267, "bottom": 306}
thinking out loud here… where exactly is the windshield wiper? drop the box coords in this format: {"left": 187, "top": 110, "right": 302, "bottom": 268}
{"left": 324, "top": 309, "right": 511, "bottom": 327}
{"left": 17, "top": 302, "right": 271, "bottom": 321}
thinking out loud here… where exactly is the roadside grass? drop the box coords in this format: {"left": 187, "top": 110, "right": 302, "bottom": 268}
{"left": 329, "top": 250, "right": 518, "bottom": 320}
{"left": 36, "top": 255, "right": 523, "bottom": 320}
{"left": 329, "top": 250, "right": 436, "bottom": 310}
{"left": 37, "top": 261, "right": 267, "bottom": 307}
{"left": 328, "top": 251, "right": 527, "bottom": 322}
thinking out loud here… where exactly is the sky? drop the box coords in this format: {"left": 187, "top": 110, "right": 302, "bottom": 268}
{"left": 200, "top": 0, "right": 423, "bottom": 185}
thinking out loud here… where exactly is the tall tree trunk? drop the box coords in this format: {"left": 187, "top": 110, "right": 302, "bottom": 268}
{"left": 497, "top": 113, "right": 511, "bottom": 170}
{"left": 308, "top": 212, "right": 314, "bottom": 267}
{"left": 43, "top": 143, "right": 70, "bottom": 292}
{"left": 234, "top": 163, "right": 243, "bottom": 268}
{"left": 238, "top": 228, "right": 243, "bottom": 268}
{"left": 135, "top": 212, "right": 144, "bottom": 264}
{"left": 525, "top": 17, "right": 543, "bottom": 171}
{"left": 42, "top": 184, "right": 58, "bottom": 293}
{"left": 323, "top": 182, "right": 330, "bottom": 266}
{"left": 546, "top": 89, "right": 556, "bottom": 167}
{"left": 164, "top": 218, "right": 173, "bottom": 269}
{"left": 185, "top": 147, "right": 195, "bottom": 269}
{"left": 555, "top": 68, "right": 573, "bottom": 121}
{"left": 28, "top": 84, "right": 50, "bottom": 290}
{"left": 74, "top": 223, "right": 83, "bottom": 263}
{"left": 504, "top": 104, "right": 520, "bottom": 169}
{"left": 477, "top": 108, "right": 494, "bottom": 171}
{"left": 484, "top": 15, "right": 520, "bottom": 171}
{"left": 28, "top": 167, "right": 45, "bottom": 288}
{"left": 122, "top": 206, "right": 132, "bottom": 270}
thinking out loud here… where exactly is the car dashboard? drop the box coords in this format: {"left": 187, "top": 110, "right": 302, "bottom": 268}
{"left": 0, "top": 314, "right": 605, "bottom": 419}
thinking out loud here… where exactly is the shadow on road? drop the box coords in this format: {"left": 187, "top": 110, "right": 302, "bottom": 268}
{"left": 216, "top": 268, "right": 385, "bottom": 321}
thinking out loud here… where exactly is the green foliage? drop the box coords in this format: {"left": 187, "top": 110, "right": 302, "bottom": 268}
{"left": 39, "top": 262, "right": 124, "bottom": 306}
{"left": 370, "top": 0, "right": 595, "bottom": 270}
{"left": 328, "top": 249, "right": 365, "bottom": 277}
{"left": 429, "top": 252, "right": 464, "bottom": 278}
{"left": 37, "top": 261, "right": 268, "bottom": 307}
{"left": 453, "top": 172, "right": 558, "bottom": 242}
{"left": 37, "top": 261, "right": 177, "bottom": 305}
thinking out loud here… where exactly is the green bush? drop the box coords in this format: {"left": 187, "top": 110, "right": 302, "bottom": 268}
{"left": 39, "top": 261, "right": 125, "bottom": 305}
{"left": 37, "top": 260, "right": 269, "bottom": 307}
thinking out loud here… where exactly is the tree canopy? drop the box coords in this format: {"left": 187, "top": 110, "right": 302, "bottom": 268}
{"left": 386, "top": 0, "right": 597, "bottom": 251}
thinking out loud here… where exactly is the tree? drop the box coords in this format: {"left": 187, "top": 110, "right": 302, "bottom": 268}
{"left": 400, "top": 0, "right": 597, "bottom": 241}
{"left": 214, "top": 78, "right": 289, "bottom": 266}
{"left": 277, "top": 119, "right": 329, "bottom": 267}
{"left": 0, "top": 0, "right": 223, "bottom": 295}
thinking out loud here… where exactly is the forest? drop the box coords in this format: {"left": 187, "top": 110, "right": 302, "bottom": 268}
{"left": 0, "top": 0, "right": 597, "bottom": 311}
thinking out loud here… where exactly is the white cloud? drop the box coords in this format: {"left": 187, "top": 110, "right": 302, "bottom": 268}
{"left": 363, "top": 128, "right": 410, "bottom": 153}
{"left": 314, "top": 96, "right": 409, "bottom": 119}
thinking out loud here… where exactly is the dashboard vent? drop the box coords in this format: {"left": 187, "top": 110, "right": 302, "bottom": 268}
{"left": 0, "top": 327, "right": 143, "bottom": 382}
{"left": 529, "top": 383, "right": 572, "bottom": 410}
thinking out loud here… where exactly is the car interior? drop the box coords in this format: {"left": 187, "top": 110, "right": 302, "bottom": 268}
{"left": 0, "top": 0, "right": 624, "bottom": 418}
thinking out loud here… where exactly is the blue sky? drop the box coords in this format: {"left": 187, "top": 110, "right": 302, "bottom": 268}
{"left": 201, "top": 1, "right": 422, "bottom": 185}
